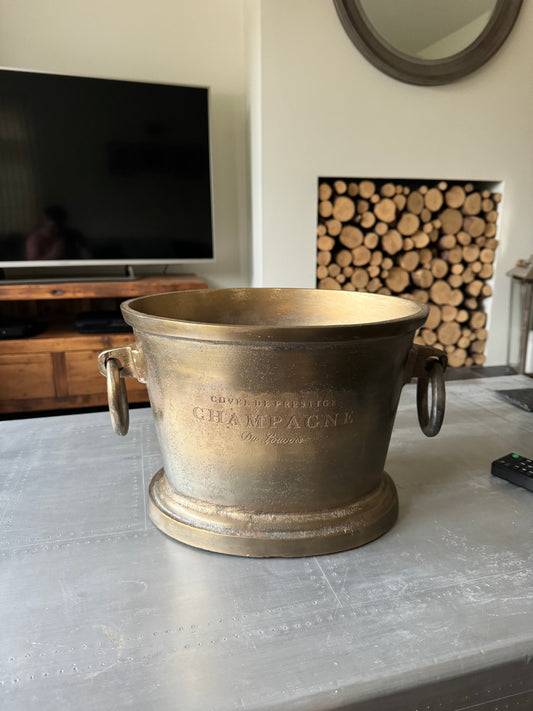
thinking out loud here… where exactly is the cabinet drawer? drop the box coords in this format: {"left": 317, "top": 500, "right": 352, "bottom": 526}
{"left": 0, "top": 353, "right": 56, "bottom": 400}
{"left": 65, "top": 350, "right": 147, "bottom": 397}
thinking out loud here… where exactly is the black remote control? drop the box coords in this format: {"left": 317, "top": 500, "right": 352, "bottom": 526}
{"left": 491, "top": 453, "right": 533, "bottom": 492}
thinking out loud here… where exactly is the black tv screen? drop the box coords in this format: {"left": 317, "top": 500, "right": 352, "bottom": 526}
{"left": 0, "top": 69, "right": 214, "bottom": 265}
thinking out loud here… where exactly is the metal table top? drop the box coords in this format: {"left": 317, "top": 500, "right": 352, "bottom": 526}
{"left": 1, "top": 375, "right": 532, "bottom": 711}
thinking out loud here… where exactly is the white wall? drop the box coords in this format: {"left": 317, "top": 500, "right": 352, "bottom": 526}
{"left": 0, "top": 0, "right": 250, "bottom": 287}
{"left": 252, "top": 0, "right": 533, "bottom": 365}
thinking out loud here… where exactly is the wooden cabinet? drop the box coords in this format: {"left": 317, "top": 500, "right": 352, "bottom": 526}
{"left": 0, "top": 274, "right": 207, "bottom": 414}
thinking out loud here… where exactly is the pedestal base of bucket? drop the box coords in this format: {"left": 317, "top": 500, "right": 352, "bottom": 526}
{"left": 148, "top": 469, "right": 399, "bottom": 557}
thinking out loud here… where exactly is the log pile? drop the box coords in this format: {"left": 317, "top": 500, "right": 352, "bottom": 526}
{"left": 316, "top": 179, "right": 501, "bottom": 367}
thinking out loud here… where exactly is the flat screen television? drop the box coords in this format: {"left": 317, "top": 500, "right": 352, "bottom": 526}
{"left": 0, "top": 68, "right": 214, "bottom": 272}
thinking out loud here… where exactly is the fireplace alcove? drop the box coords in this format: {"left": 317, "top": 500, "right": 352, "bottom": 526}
{"left": 316, "top": 178, "right": 501, "bottom": 367}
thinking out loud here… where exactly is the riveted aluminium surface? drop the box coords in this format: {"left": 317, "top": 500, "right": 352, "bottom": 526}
{"left": 1, "top": 375, "right": 532, "bottom": 710}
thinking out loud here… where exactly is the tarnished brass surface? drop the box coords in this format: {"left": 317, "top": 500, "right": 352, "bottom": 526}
{"left": 104, "top": 358, "right": 129, "bottom": 436}
{"left": 98, "top": 344, "right": 147, "bottom": 435}
{"left": 148, "top": 468, "right": 399, "bottom": 557}
{"left": 99, "top": 288, "right": 446, "bottom": 557}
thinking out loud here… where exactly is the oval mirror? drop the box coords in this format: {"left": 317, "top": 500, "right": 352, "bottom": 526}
{"left": 333, "top": 0, "right": 523, "bottom": 85}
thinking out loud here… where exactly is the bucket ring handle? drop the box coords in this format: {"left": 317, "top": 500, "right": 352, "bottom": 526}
{"left": 416, "top": 358, "right": 445, "bottom": 437}
{"left": 105, "top": 357, "right": 130, "bottom": 436}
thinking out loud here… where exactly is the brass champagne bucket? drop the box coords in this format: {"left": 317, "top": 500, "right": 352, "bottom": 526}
{"left": 98, "top": 288, "right": 446, "bottom": 557}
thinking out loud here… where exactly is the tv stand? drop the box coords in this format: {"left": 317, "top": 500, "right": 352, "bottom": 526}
{"left": 0, "top": 274, "right": 207, "bottom": 414}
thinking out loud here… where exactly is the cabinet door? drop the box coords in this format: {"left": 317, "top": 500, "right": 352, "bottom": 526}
{"left": 0, "top": 353, "right": 56, "bottom": 400}
{"left": 65, "top": 350, "right": 147, "bottom": 398}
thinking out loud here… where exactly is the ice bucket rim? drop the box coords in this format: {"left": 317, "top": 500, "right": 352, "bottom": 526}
{"left": 121, "top": 287, "right": 429, "bottom": 343}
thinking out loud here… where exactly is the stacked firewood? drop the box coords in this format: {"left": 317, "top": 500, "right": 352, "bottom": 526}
{"left": 316, "top": 178, "right": 501, "bottom": 367}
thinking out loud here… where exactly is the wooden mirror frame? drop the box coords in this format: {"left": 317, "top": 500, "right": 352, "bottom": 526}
{"left": 333, "top": 0, "right": 523, "bottom": 85}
